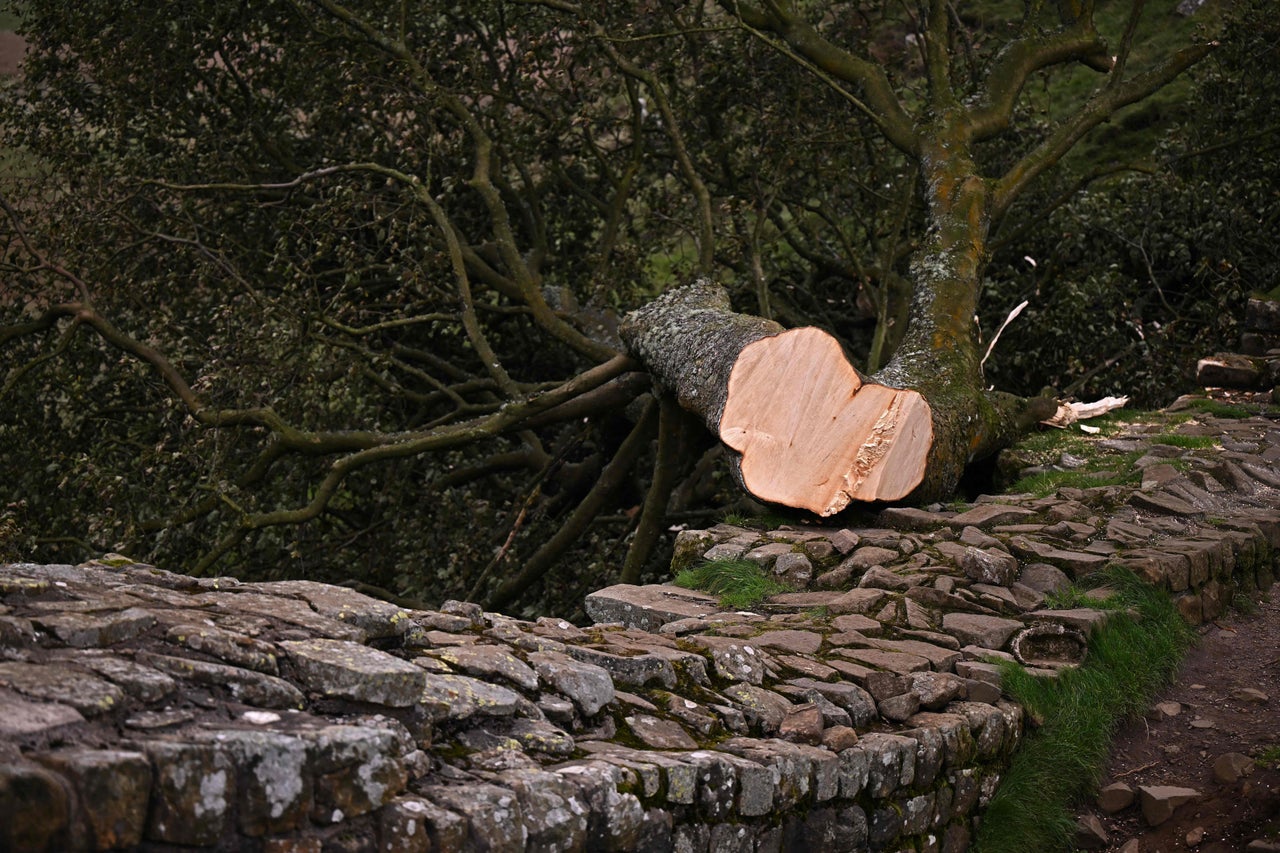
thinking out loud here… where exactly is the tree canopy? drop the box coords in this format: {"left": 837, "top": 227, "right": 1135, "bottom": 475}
{"left": 0, "top": 0, "right": 1261, "bottom": 615}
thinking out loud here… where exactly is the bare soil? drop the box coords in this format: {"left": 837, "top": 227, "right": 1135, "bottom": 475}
{"left": 0, "top": 31, "right": 24, "bottom": 77}
{"left": 1091, "top": 584, "right": 1280, "bottom": 852}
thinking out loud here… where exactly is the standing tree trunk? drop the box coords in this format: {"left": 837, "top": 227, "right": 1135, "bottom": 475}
{"left": 619, "top": 0, "right": 1215, "bottom": 512}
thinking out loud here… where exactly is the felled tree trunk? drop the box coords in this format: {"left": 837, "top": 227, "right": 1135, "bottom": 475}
{"left": 620, "top": 282, "right": 933, "bottom": 515}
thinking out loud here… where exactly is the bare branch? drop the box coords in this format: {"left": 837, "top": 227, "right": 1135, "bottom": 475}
{"left": 722, "top": 0, "right": 919, "bottom": 155}
{"left": 965, "top": 25, "right": 1112, "bottom": 141}
{"left": 484, "top": 396, "right": 657, "bottom": 611}
{"left": 991, "top": 41, "right": 1216, "bottom": 220}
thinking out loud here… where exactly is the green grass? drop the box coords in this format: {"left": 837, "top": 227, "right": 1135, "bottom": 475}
{"left": 673, "top": 558, "right": 792, "bottom": 610}
{"left": 1257, "top": 746, "right": 1280, "bottom": 769}
{"left": 1009, "top": 461, "right": 1142, "bottom": 498}
{"left": 1148, "top": 433, "right": 1220, "bottom": 449}
{"left": 1044, "top": 579, "right": 1124, "bottom": 611}
{"left": 1181, "top": 398, "right": 1258, "bottom": 419}
{"left": 0, "top": 12, "right": 20, "bottom": 30}
{"left": 973, "top": 567, "right": 1195, "bottom": 853}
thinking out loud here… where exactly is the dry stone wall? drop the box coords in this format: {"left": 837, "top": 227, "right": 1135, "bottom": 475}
{"left": 2, "top": 407, "right": 1279, "bottom": 852}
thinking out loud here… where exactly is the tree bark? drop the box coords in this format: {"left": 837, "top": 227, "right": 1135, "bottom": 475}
{"left": 620, "top": 281, "right": 933, "bottom": 515}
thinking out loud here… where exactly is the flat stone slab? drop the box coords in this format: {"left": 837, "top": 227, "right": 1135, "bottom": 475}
{"left": 425, "top": 644, "right": 539, "bottom": 691}
{"left": 583, "top": 584, "right": 720, "bottom": 631}
{"left": 834, "top": 647, "right": 931, "bottom": 675}
{"left": 281, "top": 639, "right": 427, "bottom": 707}
{"left": 418, "top": 673, "right": 522, "bottom": 722}
{"left": 0, "top": 689, "right": 85, "bottom": 736}
{"left": 0, "top": 662, "right": 125, "bottom": 717}
{"left": 1008, "top": 537, "right": 1109, "bottom": 578}
{"left": 941, "top": 613, "right": 1024, "bottom": 650}
{"left": 946, "top": 505, "right": 1038, "bottom": 529}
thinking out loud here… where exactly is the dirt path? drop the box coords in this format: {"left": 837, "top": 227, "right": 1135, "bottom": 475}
{"left": 0, "top": 31, "right": 24, "bottom": 77}
{"left": 1088, "top": 583, "right": 1280, "bottom": 852}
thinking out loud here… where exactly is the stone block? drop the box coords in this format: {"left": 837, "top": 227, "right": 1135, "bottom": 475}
{"left": 907, "top": 712, "right": 976, "bottom": 769}
{"left": 0, "top": 760, "right": 71, "bottom": 851}
{"left": 31, "top": 607, "right": 156, "bottom": 648}
{"left": 0, "top": 662, "right": 125, "bottom": 717}
{"left": 193, "top": 729, "right": 313, "bottom": 836}
{"left": 1197, "top": 354, "right": 1265, "bottom": 389}
{"left": 857, "top": 733, "right": 917, "bottom": 797}
{"left": 957, "top": 547, "right": 1019, "bottom": 586}
{"left": 140, "top": 652, "right": 305, "bottom": 710}
{"left": 941, "top": 613, "right": 1023, "bottom": 650}
{"left": 309, "top": 725, "right": 409, "bottom": 822}
{"left": 0, "top": 690, "right": 84, "bottom": 738}
{"left": 424, "top": 782, "right": 529, "bottom": 851}
{"left": 36, "top": 749, "right": 150, "bottom": 849}
{"left": 529, "top": 650, "right": 615, "bottom": 717}
{"left": 1176, "top": 593, "right": 1204, "bottom": 625}
{"left": 1138, "top": 784, "right": 1200, "bottom": 826}
{"left": 144, "top": 741, "right": 235, "bottom": 846}
{"left": 494, "top": 768, "right": 589, "bottom": 851}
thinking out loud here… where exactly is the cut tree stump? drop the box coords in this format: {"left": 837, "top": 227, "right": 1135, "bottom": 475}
{"left": 621, "top": 282, "right": 933, "bottom": 515}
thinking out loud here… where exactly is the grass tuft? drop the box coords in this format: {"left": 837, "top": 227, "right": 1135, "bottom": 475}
{"left": 1009, "top": 466, "right": 1140, "bottom": 498}
{"left": 973, "top": 566, "right": 1195, "bottom": 853}
{"left": 673, "top": 558, "right": 791, "bottom": 610}
{"left": 1148, "top": 433, "right": 1220, "bottom": 449}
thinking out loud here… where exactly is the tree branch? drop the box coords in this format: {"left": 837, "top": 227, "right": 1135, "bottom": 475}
{"left": 990, "top": 41, "right": 1216, "bottom": 220}
{"left": 722, "top": 0, "right": 919, "bottom": 155}
{"left": 484, "top": 396, "right": 657, "bottom": 611}
{"left": 966, "top": 25, "right": 1112, "bottom": 141}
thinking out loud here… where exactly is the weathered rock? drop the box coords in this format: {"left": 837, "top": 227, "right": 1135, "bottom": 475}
{"left": 941, "top": 613, "right": 1024, "bottom": 650}
{"left": 1097, "top": 781, "right": 1134, "bottom": 814}
{"left": 1018, "top": 563, "right": 1072, "bottom": 595}
{"left": 140, "top": 652, "right": 305, "bottom": 709}
{"left": 719, "top": 683, "right": 794, "bottom": 734}
{"left": 142, "top": 742, "right": 235, "bottom": 846}
{"left": 686, "top": 636, "right": 767, "bottom": 685}
{"left": 425, "top": 643, "right": 540, "bottom": 691}
{"left": 0, "top": 690, "right": 85, "bottom": 737}
{"left": 31, "top": 607, "right": 156, "bottom": 648}
{"left": 528, "top": 650, "right": 614, "bottom": 717}
{"left": 0, "top": 760, "right": 72, "bottom": 850}
{"left": 1197, "top": 353, "right": 1265, "bottom": 388}
{"left": 245, "top": 580, "right": 412, "bottom": 638}
{"left": 193, "top": 729, "right": 312, "bottom": 836}
{"left": 165, "top": 623, "right": 280, "bottom": 674}
{"left": 778, "top": 703, "right": 825, "bottom": 744}
{"left": 36, "top": 749, "right": 151, "bottom": 848}
{"left": 877, "top": 692, "right": 921, "bottom": 723}
{"left": 625, "top": 714, "right": 699, "bottom": 749}
{"left": 906, "top": 671, "right": 966, "bottom": 710}
{"left": 0, "top": 662, "right": 125, "bottom": 717}
{"left": 418, "top": 673, "right": 522, "bottom": 722}
{"left": 1075, "top": 812, "right": 1109, "bottom": 849}
{"left": 1213, "top": 751, "right": 1255, "bottom": 783}
{"left": 1138, "top": 784, "right": 1200, "bottom": 827}
{"left": 957, "top": 547, "right": 1019, "bottom": 586}
{"left": 584, "top": 584, "right": 721, "bottom": 631}
{"left": 280, "top": 639, "right": 429, "bottom": 707}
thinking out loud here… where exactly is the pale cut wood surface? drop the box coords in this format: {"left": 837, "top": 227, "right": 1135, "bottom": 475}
{"left": 719, "top": 327, "right": 933, "bottom": 514}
